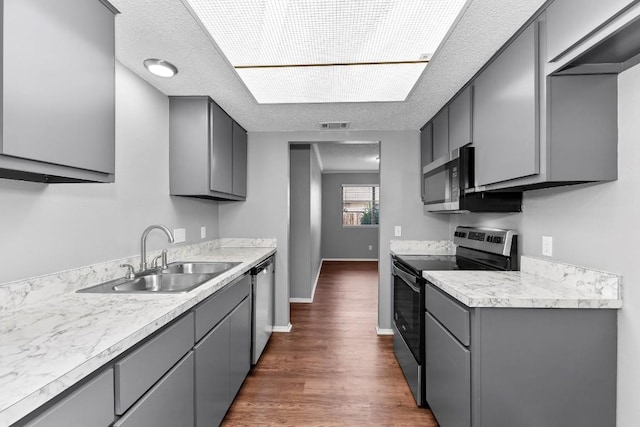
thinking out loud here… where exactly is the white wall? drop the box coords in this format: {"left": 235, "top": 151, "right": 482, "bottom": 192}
{"left": 451, "top": 64, "right": 640, "bottom": 426}
{"left": 321, "top": 172, "right": 380, "bottom": 259}
{"left": 0, "top": 63, "right": 220, "bottom": 284}
{"left": 309, "top": 147, "right": 323, "bottom": 288}
{"left": 220, "top": 130, "right": 450, "bottom": 330}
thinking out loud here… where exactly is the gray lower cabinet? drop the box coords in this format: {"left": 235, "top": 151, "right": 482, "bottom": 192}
{"left": 424, "top": 284, "right": 617, "bottom": 427}
{"left": 0, "top": 0, "right": 117, "bottom": 183}
{"left": 169, "top": 96, "right": 247, "bottom": 201}
{"left": 229, "top": 298, "right": 251, "bottom": 396}
{"left": 425, "top": 313, "right": 470, "bottom": 427}
{"left": 195, "top": 317, "right": 232, "bottom": 427}
{"left": 473, "top": 23, "right": 538, "bottom": 187}
{"left": 15, "top": 272, "right": 256, "bottom": 427}
{"left": 114, "top": 352, "right": 195, "bottom": 427}
{"left": 115, "top": 312, "right": 195, "bottom": 414}
{"left": 24, "top": 369, "right": 114, "bottom": 427}
{"left": 195, "top": 273, "right": 252, "bottom": 427}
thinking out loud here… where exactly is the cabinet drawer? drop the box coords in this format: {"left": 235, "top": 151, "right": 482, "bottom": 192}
{"left": 115, "top": 313, "right": 194, "bottom": 415}
{"left": 425, "top": 284, "right": 470, "bottom": 346}
{"left": 195, "top": 274, "right": 250, "bottom": 342}
{"left": 26, "top": 369, "right": 114, "bottom": 427}
{"left": 425, "top": 313, "right": 471, "bottom": 427}
{"left": 114, "top": 352, "right": 194, "bottom": 427}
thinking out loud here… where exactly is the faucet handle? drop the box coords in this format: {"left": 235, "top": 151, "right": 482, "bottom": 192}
{"left": 120, "top": 264, "right": 136, "bottom": 280}
{"left": 151, "top": 250, "right": 169, "bottom": 269}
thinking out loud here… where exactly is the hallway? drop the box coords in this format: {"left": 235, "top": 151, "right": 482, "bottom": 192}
{"left": 222, "top": 261, "right": 438, "bottom": 426}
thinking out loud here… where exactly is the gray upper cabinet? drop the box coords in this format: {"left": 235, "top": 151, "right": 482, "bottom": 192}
{"left": 420, "top": 122, "right": 433, "bottom": 169}
{"left": 473, "top": 23, "right": 539, "bottom": 187}
{"left": 210, "top": 103, "right": 233, "bottom": 194}
{"left": 169, "top": 96, "right": 247, "bottom": 201}
{"left": 232, "top": 122, "right": 248, "bottom": 198}
{"left": 448, "top": 86, "right": 473, "bottom": 151}
{"left": 432, "top": 108, "right": 449, "bottom": 160}
{"left": 546, "top": 0, "right": 635, "bottom": 61}
{"left": 0, "top": 0, "right": 117, "bottom": 183}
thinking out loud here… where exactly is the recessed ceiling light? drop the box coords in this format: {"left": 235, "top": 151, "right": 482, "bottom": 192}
{"left": 143, "top": 58, "right": 178, "bottom": 78}
{"left": 184, "top": 0, "right": 468, "bottom": 104}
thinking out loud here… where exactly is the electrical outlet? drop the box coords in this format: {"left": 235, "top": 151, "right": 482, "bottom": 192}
{"left": 394, "top": 226, "right": 402, "bottom": 237}
{"left": 174, "top": 228, "right": 186, "bottom": 243}
{"left": 200, "top": 226, "right": 207, "bottom": 239}
{"left": 368, "top": 245, "right": 373, "bottom": 251}
{"left": 542, "top": 235, "right": 553, "bottom": 257}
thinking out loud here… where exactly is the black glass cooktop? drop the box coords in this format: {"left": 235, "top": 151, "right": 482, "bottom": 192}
{"left": 394, "top": 255, "right": 459, "bottom": 272}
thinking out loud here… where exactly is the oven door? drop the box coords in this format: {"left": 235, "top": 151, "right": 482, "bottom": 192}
{"left": 392, "top": 260, "right": 425, "bottom": 406}
{"left": 393, "top": 262, "right": 423, "bottom": 361}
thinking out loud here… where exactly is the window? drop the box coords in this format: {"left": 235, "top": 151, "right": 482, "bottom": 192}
{"left": 342, "top": 185, "right": 379, "bottom": 226}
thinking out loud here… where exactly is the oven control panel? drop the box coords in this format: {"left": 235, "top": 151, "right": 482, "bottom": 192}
{"left": 453, "top": 226, "right": 517, "bottom": 256}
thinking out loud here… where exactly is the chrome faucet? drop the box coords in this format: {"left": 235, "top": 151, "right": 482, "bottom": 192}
{"left": 140, "top": 225, "right": 175, "bottom": 272}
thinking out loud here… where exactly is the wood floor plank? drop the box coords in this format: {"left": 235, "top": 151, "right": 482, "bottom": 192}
{"left": 222, "top": 261, "right": 438, "bottom": 426}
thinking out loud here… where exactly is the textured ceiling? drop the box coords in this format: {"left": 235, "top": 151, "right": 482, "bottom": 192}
{"left": 112, "top": 0, "right": 547, "bottom": 132}
{"left": 314, "top": 142, "right": 380, "bottom": 172}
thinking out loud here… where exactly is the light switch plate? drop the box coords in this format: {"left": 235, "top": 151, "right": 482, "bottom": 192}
{"left": 174, "top": 228, "right": 186, "bottom": 243}
{"left": 542, "top": 235, "right": 553, "bottom": 257}
{"left": 200, "top": 226, "right": 207, "bottom": 239}
{"left": 394, "top": 226, "right": 402, "bottom": 237}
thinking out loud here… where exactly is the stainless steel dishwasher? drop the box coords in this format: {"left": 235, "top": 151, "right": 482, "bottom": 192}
{"left": 251, "top": 256, "right": 275, "bottom": 365}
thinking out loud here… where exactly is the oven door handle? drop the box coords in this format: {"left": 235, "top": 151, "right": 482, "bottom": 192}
{"left": 392, "top": 262, "right": 421, "bottom": 293}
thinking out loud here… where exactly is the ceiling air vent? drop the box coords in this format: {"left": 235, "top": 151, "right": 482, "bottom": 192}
{"left": 320, "top": 121, "right": 350, "bottom": 130}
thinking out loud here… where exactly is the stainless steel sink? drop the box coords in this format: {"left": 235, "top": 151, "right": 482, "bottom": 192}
{"left": 77, "top": 261, "right": 241, "bottom": 294}
{"left": 161, "top": 261, "right": 241, "bottom": 275}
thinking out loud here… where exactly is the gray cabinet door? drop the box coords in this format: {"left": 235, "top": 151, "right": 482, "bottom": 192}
{"left": 420, "top": 122, "right": 433, "bottom": 169}
{"left": 210, "top": 102, "right": 233, "bottom": 194}
{"left": 546, "top": 0, "right": 634, "bottom": 61}
{"left": 195, "top": 316, "right": 231, "bottom": 427}
{"left": 232, "top": 122, "right": 248, "bottom": 198}
{"left": 26, "top": 369, "right": 114, "bottom": 427}
{"left": 432, "top": 109, "right": 449, "bottom": 160}
{"left": 114, "top": 352, "right": 195, "bottom": 427}
{"left": 229, "top": 297, "right": 251, "bottom": 397}
{"left": 115, "top": 313, "right": 194, "bottom": 415}
{"left": 473, "top": 23, "right": 539, "bottom": 186}
{"left": 448, "top": 86, "right": 472, "bottom": 151}
{"left": 2, "top": 0, "right": 115, "bottom": 174}
{"left": 425, "top": 313, "right": 471, "bottom": 427}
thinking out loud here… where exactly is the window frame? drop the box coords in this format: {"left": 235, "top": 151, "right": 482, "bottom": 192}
{"left": 341, "top": 184, "right": 380, "bottom": 228}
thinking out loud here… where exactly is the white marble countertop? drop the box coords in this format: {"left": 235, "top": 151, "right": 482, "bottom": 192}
{"left": 422, "top": 256, "right": 622, "bottom": 309}
{"left": 0, "top": 243, "right": 275, "bottom": 426}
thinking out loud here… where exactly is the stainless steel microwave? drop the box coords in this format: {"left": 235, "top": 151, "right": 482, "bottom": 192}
{"left": 422, "top": 146, "right": 522, "bottom": 213}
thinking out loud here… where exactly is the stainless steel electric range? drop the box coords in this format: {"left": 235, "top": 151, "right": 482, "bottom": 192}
{"left": 391, "top": 226, "right": 519, "bottom": 407}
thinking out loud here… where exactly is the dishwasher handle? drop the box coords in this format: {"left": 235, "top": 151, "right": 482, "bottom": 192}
{"left": 251, "top": 256, "right": 274, "bottom": 275}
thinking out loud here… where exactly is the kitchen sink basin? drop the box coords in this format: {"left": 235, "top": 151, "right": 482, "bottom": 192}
{"left": 161, "top": 261, "right": 241, "bottom": 275}
{"left": 111, "top": 273, "right": 214, "bottom": 293}
{"left": 77, "top": 261, "right": 241, "bottom": 294}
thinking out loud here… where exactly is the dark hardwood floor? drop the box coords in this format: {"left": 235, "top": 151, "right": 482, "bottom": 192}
{"left": 222, "top": 260, "right": 438, "bottom": 426}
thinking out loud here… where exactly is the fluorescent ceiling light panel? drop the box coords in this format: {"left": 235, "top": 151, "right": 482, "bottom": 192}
{"left": 185, "top": 0, "right": 467, "bottom": 104}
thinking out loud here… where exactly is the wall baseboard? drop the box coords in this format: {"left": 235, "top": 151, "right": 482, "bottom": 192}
{"left": 321, "top": 258, "right": 379, "bottom": 262}
{"left": 289, "top": 297, "right": 313, "bottom": 303}
{"left": 376, "top": 326, "right": 394, "bottom": 336}
{"left": 272, "top": 323, "right": 293, "bottom": 333}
